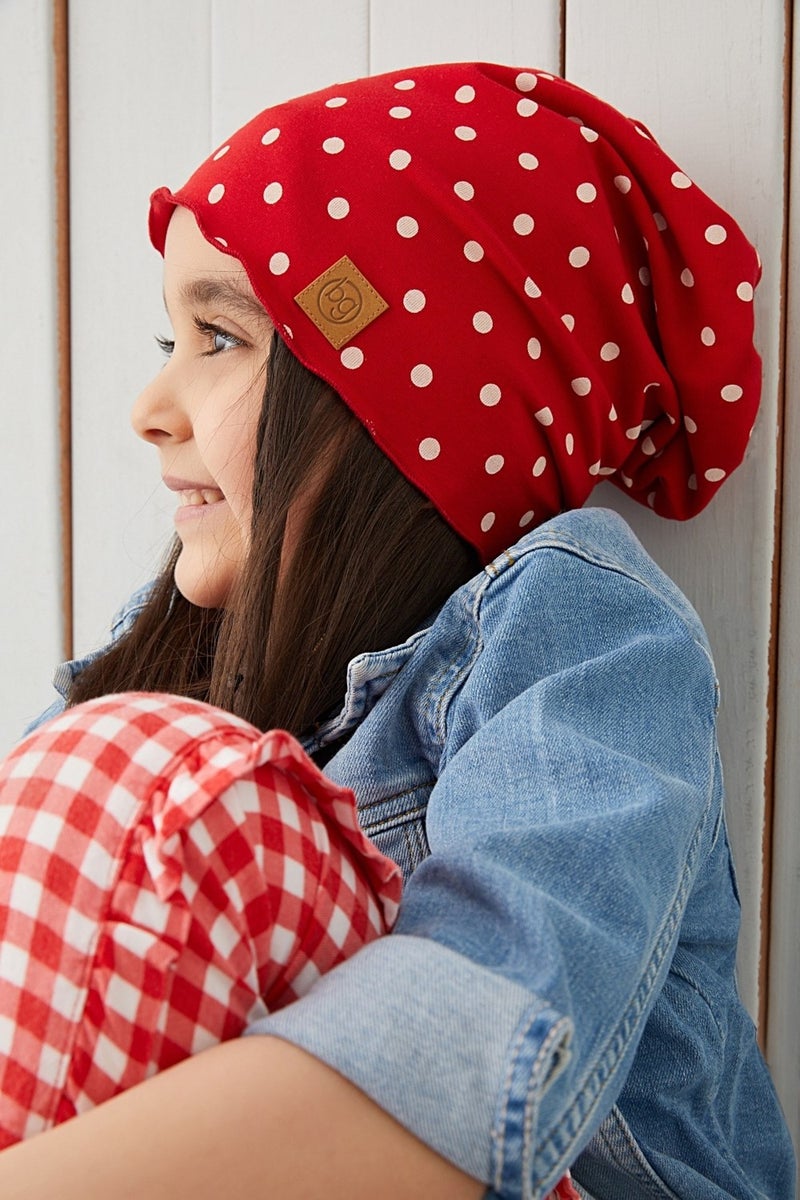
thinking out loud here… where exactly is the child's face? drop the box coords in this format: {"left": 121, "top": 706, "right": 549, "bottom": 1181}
{"left": 132, "top": 207, "right": 273, "bottom": 608}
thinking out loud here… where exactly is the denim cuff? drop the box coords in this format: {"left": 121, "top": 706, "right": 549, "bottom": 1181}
{"left": 246, "top": 933, "right": 572, "bottom": 1197}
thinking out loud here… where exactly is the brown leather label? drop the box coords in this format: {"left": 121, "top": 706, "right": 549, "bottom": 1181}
{"left": 294, "top": 255, "right": 388, "bottom": 349}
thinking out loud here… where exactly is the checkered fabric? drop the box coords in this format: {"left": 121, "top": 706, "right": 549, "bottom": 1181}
{"left": 0, "top": 693, "right": 400, "bottom": 1146}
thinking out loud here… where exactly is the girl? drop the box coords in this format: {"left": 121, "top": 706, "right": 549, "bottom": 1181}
{"left": 2, "top": 62, "right": 794, "bottom": 1199}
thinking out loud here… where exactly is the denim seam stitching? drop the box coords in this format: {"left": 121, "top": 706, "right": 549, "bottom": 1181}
{"left": 534, "top": 774, "right": 713, "bottom": 1179}
{"left": 492, "top": 1006, "right": 572, "bottom": 1197}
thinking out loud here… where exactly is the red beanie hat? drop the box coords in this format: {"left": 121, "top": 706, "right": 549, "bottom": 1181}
{"left": 149, "top": 62, "right": 761, "bottom": 562}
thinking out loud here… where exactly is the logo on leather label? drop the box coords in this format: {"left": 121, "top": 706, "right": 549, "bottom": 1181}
{"left": 294, "top": 256, "right": 388, "bottom": 349}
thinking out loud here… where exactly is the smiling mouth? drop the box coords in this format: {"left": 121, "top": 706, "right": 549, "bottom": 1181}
{"left": 178, "top": 488, "right": 225, "bottom": 507}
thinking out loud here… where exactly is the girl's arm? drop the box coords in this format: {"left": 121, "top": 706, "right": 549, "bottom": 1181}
{"left": 0, "top": 1036, "right": 483, "bottom": 1200}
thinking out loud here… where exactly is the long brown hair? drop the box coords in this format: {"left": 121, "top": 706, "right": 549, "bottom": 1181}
{"left": 70, "top": 334, "right": 479, "bottom": 738}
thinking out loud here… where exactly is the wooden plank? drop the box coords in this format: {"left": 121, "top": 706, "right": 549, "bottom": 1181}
{"left": 211, "top": 0, "right": 369, "bottom": 140}
{"left": 69, "top": 0, "right": 213, "bottom": 655}
{"left": 565, "top": 0, "right": 786, "bottom": 1022}
{"left": 0, "top": 0, "right": 63, "bottom": 748}
{"left": 369, "top": 0, "right": 561, "bottom": 75}
{"left": 769, "top": 0, "right": 800, "bottom": 1153}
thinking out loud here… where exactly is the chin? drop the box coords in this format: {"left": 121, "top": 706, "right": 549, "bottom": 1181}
{"left": 174, "top": 556, "right": 235, "bottom": 610}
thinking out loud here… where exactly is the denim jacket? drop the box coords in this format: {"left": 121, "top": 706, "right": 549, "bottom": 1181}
{"left": 33, "top": 508, "right": 794, "bottom": 1199}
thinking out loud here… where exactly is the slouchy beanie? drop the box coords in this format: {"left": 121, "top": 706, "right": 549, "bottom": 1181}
{"left": 150, "top": 62, "right": 761, "bottom": 561}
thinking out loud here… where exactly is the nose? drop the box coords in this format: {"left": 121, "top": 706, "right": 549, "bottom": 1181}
{"left": 131, "top": 364, "right": 191, "bottom": 446}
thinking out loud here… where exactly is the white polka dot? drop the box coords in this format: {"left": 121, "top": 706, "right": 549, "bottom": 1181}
{"left": 571, "top": 377, "right": 592, "bottom": 396}
{"left": 263, "top": 182, "right": 283, "bottom": 204}
{"left": 390, "top": 106, "right": 412, "bottom": 119}
{"left": 327, "top": 196, "right": 350, "bottom": 219}
{"left": 480, "top": 384, "right": 501, "bottom": 406}
{"left": 561, "top": 313, "right": 575, "bottom": 331}
{"left": 565, "top": 433, "right": 575, "bottom": 455}
{"left": 621, "top": 283, "right": 635, "bottom": 304}
{"left": 535, "top": 407, "right": 553, "bottom": 426}
{"left": 519, "top": 152, "right": 539, "bottom": 170}
{"left": 394, "top": 79, "right": 415, "bottom": 90}
{"left": 705, "top": 468, "right": 727, "bottom": 483}
{"left": 214, "top": 237, "right": 228, "bottom": 247}
{"left": 389, "top": 149, "right": 411, "bottom": 170}
{"left": 517, "top": 98, "right": 538, "bottom": 117}
{"left": 325, "top": 97, "right": 347, "bottom": 108}
{"left": 705, "top": 224, "right": 727, "bottom": 244}
{"left": 418, "top": 437, "right": 440, "bottom": 460}
{"left": 527, "top": 338, "right": 541, "bottom": 359}
{"left": 569, "top": 246, "right": 590, "bottom": 268}
{"left": 639, "top": 266, "right": 651, "bottom": 286}
{"left": 600, "top": 342, "right": 620, "bottom": 361}
{"left": 680, "top": 268, "right": 695, "bottom": 287}
{"left": 411, "top": 363, "right": 433, "bottom": 388}
{"left": 621, "top": 473, "right": 633, "bottom": 488}
{"left": 642, "top": 437, "right": 657, "bottom": 456}
{"left": 455, "top": 126, "right": 476, "bottom": 140}
{"left": 341, "top": 346, "right": 364, "bottom": 369}
{"left": 614, "top": 175, "right": 632, "bottom": 193}
{"left": 515, "top": 71, "right": 538, "bottom": 91}
{"left": 207, "top": 183, "right": 225, "bottom": 204}
{"left": 532, "top": 456, "right": 547, "bottom": 477}
{"left": 323, "top": 137, "right": 345, "bottom": 154}
{"left": 625, "top": 425, "right": 641, "bottom": 440}
{"left": 513, "top": 213, "right": 535, "bottom": 235}
{"left": 737, "top": 282, "right": 754, "bottom": 301}
{"left": 576, "top": 182, "right": 597, "bottom": 203}
{"left": 519, "top": 511, "right": 535, "bottom": 527}
{"left": 701, "top": 326, "right": 716, "bottom": 345}
{"left": 671, "top": 171, "right": 692, "bottom": 189}
{"left": 688, "top": 474, "right": 698, "bottom": 491}
{"left": 213, "top": 144, "right": 230, "bottom": 160}
{"left": 653, "top": 212, "right": 667, "bottom": 231}
{"left": 261, "top": 127, "right": 281, "bottom": 143}
{"left": 397, "top": 216, "right": 419, "bottom": 238}
{"left": 480, "top": 512, "right": 496, "bottom": 533}
{"left": 464, "top": 240, "right": 484, "bottom": 262}
{"left": 403, "top": 289, "right": 426, "bottom": 313}
{"left": 684, "top": 416, "right": 698, "bottom": 433}
{"left": 524, "top": 277, "right": 542, "bottom": 298}
{"left": 473, "top": 311, "right": 493, "bottom": 333}
{"left": 455, "top": 85, "right": 475, "bottom": 103}
{"left": 269, "top": 252, "right": 290, "bottom": 275}
{"left": 454, "top": 180, "right": 474, "bottom": 200}
{"left": 485, "top": 454, "right": 504, "bottom": 475}
{"left": 580, "top": 126, "right": 599, "bottom": 142}
{"left": 283, "top": 324, "right": 293, "bottom": 339}
{"left": 721, "top": 384, "right": 743, "bottom": 402}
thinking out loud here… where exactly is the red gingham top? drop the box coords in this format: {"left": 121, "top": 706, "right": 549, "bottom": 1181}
{"left": 0, "top": 693, "right": 400, "bottom": 1146}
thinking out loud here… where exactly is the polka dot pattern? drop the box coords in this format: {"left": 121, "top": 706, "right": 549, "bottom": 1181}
{"left": 150, "top": 61, "right": 763, "bottom": 561}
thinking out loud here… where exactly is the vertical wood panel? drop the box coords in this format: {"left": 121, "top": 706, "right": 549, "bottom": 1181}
{"left": 369, "top": 0, "right": 561, "bottom": 74}
{"left": 69, "top": 1, "right": 214, "bottom": 655}
{"left": 0, "top": 0, "right": 62, "bottom": 748}
{"left": 769, "top": 0, "right": 800, "bottom": 1153}
{"left": 211, "top": 0, "right": 369, "bottom": 140}
{"left": 565, "top": 0, "right": 786, "bottom": 1023}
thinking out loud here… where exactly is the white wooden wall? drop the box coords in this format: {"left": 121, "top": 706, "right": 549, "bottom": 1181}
{"left": 1, "top": 0, "right": 796, "bottom": 1164}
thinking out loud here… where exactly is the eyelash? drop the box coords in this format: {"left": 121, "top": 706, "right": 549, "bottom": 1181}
{"left": 155, "top": 318, "right": 246, "bottom": 359}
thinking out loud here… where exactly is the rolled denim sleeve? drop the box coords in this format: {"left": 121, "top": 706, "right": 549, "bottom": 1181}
{"left": 248, "top": 540, "right": 721, "bottom": 1199}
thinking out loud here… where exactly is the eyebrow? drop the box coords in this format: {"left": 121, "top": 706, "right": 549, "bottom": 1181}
{"left": 168, "top": 276, "right": 271, "bottom": 324}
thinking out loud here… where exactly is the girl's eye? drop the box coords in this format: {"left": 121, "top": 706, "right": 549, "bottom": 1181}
{"left": 193, "top": 316, "right": 246, "bottom": 356}
{"left": 155, "top": 334, "right": 175, "bottom": 358}
{"left": 208, "top": 328, "right": 243, "bottom": 354}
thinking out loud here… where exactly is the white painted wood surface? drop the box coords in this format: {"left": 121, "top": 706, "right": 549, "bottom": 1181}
{"left": 1, "top": 0, "right": 797, "bottom": 1164}
{"left": 770, "top": 1, "right": 800, "bottom": 1152}
{"left": 0, "top": 1, "right": 63, "bottom": 747}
